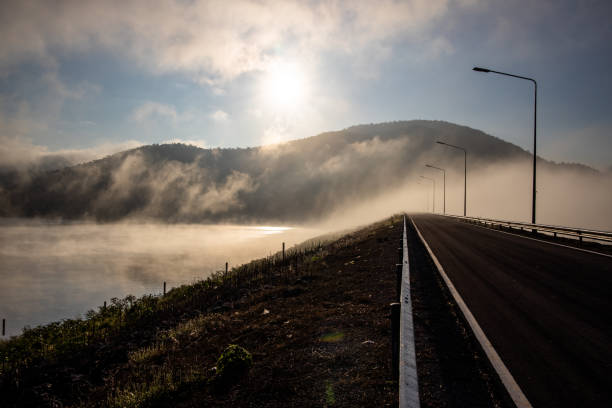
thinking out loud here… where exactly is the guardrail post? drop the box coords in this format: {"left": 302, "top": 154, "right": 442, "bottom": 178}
{"left": 390, "top": 302, "right": 401, "bottom": 380}
{"left": 2, "top": 318, "right": 5, "bottom": 336}
{"left": 578, "top": 231, "right": 583, "bottom": 246}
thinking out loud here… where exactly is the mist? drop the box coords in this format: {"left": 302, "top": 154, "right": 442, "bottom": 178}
{"left": 0, "top": 221, "right": 327, "bottom": 337}
{"left": 415, "top": 165, "right": 610, "bottom": 231}
{"left": 2, "top": 120, "right": 612, "bottom": 337}
{"left": 1, "top": 121, "right": 610, "bottom": 230}
{"left": 314, "top": 158, "right": 612, "bottom": 232}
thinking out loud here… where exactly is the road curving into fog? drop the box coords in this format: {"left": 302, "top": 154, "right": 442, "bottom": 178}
{"left": 411, "top": 214, "right": 612, "bottom": 408}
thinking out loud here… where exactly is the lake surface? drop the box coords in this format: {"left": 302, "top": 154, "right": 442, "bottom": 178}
{"left": 0, "top": 221, "right": 322, "bottom": 337}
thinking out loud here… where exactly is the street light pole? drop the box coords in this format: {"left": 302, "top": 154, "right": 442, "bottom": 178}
{"left": 419, "top": 176, "right": 435, "bottom": 213}
{"left": 437, "top": 141, "right": 467, "bottom": 216}
{"left": 426, "top": 164, "right": 446, "bottom": 215}
{"left": 473, "top": 66, "right": 537, "bottom": 224}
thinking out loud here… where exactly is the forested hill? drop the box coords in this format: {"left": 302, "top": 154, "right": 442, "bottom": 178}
{"left": 0, "top": 120, "right": 598, "bottom": 222}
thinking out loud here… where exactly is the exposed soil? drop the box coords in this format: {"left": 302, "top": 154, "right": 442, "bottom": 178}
{"left": 153, "top": 217, "right": 404, "bottom": 407}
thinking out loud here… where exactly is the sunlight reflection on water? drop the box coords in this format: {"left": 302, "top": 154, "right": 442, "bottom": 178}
{"left": 0, "top": 221, "right": 318, "bottom": 337}
{"left": 251, "top": 226, "right": 293, "bottom": 235}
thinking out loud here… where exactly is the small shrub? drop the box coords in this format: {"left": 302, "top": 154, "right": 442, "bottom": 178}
{"left": 211, "top": 344, "right": 252, "bottom": 389}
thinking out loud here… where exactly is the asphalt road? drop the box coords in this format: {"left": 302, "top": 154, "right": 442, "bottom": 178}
{"left": 411, "top": 214, "right": 612, "bottom": 408}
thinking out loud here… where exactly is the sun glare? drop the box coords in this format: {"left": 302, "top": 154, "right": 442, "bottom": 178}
{"left": 261, "top": 61, "right": 307, "bottom": 112}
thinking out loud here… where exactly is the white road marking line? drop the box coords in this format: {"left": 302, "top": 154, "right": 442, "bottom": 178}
{"left": 411, "top": 217, "right": 533, "bottom": 408}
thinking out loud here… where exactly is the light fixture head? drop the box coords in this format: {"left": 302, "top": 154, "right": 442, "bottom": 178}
{"left": 473, "top": 67, "right": 490, "bottom": 73}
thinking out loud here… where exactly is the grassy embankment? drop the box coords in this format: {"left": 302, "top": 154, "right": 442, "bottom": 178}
{"left": 1, "top": 216, "right": 402, "bottom": 407}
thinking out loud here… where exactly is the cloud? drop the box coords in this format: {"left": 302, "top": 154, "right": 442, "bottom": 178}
{"left": 0, "top": 70, "right": 101, "bottom": 141}
{"left": 42, "top": 71, "right": 101, "bottom": 100}
{"left": 210, "top": 110, "right": 229, "bottom": 122}
{"left": 131, "top": 102, "right": 179, "bottom": 122}
{"left": 0, "top": 134, "right": 143, "bottom": 173}
{"left": 0, "top": 0, "right": 458, "bottom": 85}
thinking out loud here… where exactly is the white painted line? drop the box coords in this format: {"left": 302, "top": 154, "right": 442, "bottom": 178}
{"left": 448, "top": 216, "right": 612, "bottom": 259}
{"left": 410, "top": 217, "right": 533, "bottom": 408}
{"left": 400, "top": 215, "right": 420, "bottom": 408}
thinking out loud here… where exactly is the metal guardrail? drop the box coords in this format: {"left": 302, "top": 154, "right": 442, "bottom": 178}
{"left": 444, "top": 214, "right": 612, "bottom": 245}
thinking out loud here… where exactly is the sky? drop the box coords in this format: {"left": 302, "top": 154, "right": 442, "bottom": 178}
{"left": 1, "top": 0, "right": 611, "bottom": 170}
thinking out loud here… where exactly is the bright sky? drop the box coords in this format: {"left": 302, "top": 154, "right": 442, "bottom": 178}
{"left": 1, "top": 0, "right": 611, "bottom": 169}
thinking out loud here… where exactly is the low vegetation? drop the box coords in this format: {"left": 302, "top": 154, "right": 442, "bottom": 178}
{"left": 0, "top": 216, "right": 402, "bottom": 407}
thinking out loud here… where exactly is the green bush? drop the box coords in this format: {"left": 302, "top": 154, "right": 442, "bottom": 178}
{"left": 212, "top": 344, "right": 252, "bottom": 388}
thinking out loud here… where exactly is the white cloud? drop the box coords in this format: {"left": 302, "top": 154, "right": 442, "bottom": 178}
{"left": 0, "top": 0, "right": 457, "bottom": 85}
{"left": 210, "top": 110, "right": 229, "bottom": 122}
{"left": 425, "top": 36, "right": 455, "bottom": 59}
{"left": 42, "top": 71, "right": 101, "bottom": 100}
{"left": 0, "top": 70, "right": 101, "bottom": 144}
{"left": 131, "top": 102, "right": 179, "bottom": 122}
{"left": 0, "top": 134, "right": 143, "bottom": 171}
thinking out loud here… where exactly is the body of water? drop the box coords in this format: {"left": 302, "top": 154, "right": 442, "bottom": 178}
{"left": 0, "top": 221, "right": 321, "bottom": 337}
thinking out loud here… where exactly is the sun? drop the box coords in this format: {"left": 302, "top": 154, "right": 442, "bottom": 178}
{"left": 260, "top": 61, "right": 308, "bottom": 112}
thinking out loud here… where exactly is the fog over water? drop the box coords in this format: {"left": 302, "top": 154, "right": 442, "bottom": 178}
{"left": 2, "top": 122, "right": 612, "bottom": 338}
{"left": 0, "top": 222, "right": 324, "bottom": 337}
{"left": 2, "top": 153, "right": 612, "bottom": 338}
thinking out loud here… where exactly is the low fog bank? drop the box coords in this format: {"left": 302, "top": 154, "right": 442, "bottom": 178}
{"left": 309, "top": 158, "right": 612, "bottom": 233}
{"left": 0, "top": 222, "right": 326, "bottom": 337}
{"left": 463, "top": 160, "right": 612, "bottom": 231}
{"left": 1, "top": 155, "right": 610, "bottom": 335}
{"left": 1, "top": 120, "right": 610, "bottom": 231}
{"left": 0, "top": 136, "right": 143, "bottom": 180}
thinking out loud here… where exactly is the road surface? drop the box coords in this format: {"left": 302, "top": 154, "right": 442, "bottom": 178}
{"left": 411, "top": 214, "right": 612, "bottom": 408}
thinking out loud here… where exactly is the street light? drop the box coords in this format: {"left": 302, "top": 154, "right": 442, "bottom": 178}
{"left": 419, "top": 176, "right": 435, "bottom": 213}
{"left": 426, "top": 164, "right": 446, "bottom": 215}
{"left": 473, "top": 66, "right": 537, "bottom": 224}
{"left": 437, "top": 141, "right": 467, "bottom": 216}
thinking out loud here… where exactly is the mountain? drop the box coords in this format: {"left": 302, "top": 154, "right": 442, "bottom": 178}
{"left": 0, "top": 120, "right": 602, "bottom": 223}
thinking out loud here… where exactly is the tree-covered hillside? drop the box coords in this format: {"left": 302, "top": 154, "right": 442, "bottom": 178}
{"left": 0, "top": 120, "right": 597, "bottom": 222}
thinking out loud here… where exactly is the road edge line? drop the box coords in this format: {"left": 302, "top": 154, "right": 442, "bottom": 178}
{"left": 410, "top": 217, "right": 533, "bottom": 408}
{"left": 445, "top": 216, "right": 612, "bottom": 259}
{"left": 399, "top": 215, "right": 420, "bottom": 408}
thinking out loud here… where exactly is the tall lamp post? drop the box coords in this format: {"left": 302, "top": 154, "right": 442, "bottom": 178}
{"left": 426, "top": 164, "right": 446, "bottom": 215}
{"left": 419, "top": 176, "right": 435, "bottom": 213}
{"left": 473, "top": 66, "right": 537, "bottom": 224}
{"left": 437, "top": 141, "right": 467, "bottom": 216}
